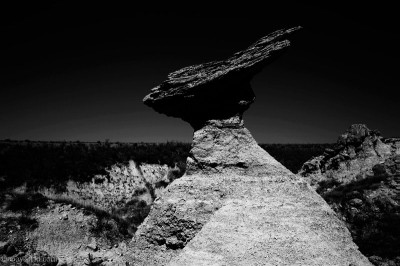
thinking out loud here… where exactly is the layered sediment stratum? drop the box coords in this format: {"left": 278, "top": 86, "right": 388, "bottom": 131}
{"left": 143, "top": 27, "right": 300, "bottom": 129}
{"left": 134, "top": 28, "right": 372, "bottom": 265}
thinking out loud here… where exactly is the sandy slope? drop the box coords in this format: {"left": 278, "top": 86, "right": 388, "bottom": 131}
{"left": 168, "top": 172, "right": 372, "bottom": 266}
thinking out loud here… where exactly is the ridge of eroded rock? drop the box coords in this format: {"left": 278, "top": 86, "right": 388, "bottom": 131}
{"left": 299, "top": 124, "right": 400, "bottom": 189}
{"left": 299, "top": 124, "right": 400, "bottom": 264}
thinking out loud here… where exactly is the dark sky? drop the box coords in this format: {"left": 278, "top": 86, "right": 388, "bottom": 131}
{"left": 1, "top": 3, "right": 399, "bottom": 143}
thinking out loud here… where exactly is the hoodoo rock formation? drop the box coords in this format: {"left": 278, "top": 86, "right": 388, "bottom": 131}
{"left": 134, "top": 28, "right": 372, "bottom": 265}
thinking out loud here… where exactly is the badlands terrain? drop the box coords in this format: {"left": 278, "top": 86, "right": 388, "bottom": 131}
{"left": 1, "top": 129, "right": 399, "bottom": 265}
{"left": 0, "top": 141, "right": 332, "bottom": 265}
{"left": 1, "top": 27, "right": 399, "bottom": 265}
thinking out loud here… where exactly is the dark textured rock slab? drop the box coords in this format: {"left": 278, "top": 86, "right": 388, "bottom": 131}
{"left": 143, "top": 27, "right": 301, "bottom": 128}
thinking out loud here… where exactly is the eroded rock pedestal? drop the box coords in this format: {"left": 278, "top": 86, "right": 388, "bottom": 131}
{"left": 132, "top": 28, "right": 372, "bottom": 265}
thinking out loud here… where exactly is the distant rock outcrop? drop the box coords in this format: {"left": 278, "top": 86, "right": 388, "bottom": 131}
{"left": 299, "top": 124, "right": 400, "bottom": 265}
{"left": 135, "top": 29, "right": 372, "bottom": 265}
{"left": 299, "top": 124, "right": 400, "bottom": 190}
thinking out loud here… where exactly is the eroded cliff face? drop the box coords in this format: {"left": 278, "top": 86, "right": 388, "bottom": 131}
{"left": 299, "top": 124, "right": 400, "bottom": 191}
{"left": 299, "top": 124, "right": 400, "bottom": 265}
{"left": 133, "top": 28, "right": 372, "bottom": 265}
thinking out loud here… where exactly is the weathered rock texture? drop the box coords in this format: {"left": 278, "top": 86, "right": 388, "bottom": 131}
{"left": 299, "top": 124, "right": 400, "bottom": 190}
{"left": 299, "top": 124, "right": 400, "bottom": 265}
{"left": 135, "top": 29, "right": 372, "bottom": 265}
{"left": 185, "top": 116, "right": 286, "bottom": 176}
{"left": 143, "top": 27, "right": 301, "bottom": 129}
